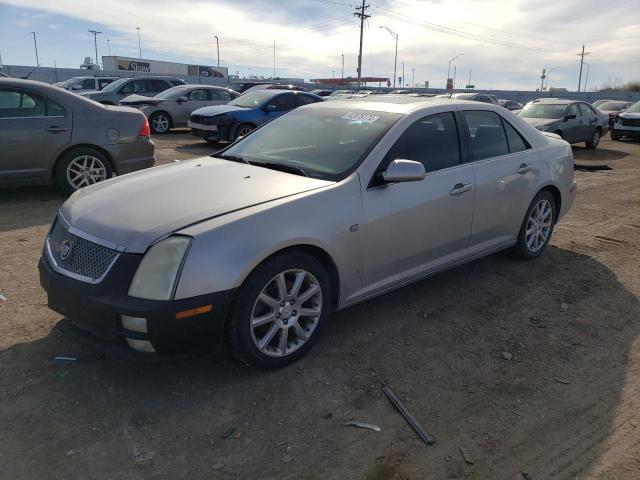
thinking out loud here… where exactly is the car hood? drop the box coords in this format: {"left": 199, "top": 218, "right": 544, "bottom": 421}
{"left": 60, "top": 157, "right": 333, "bottom": 253}
{"left": 520, "top": 117, "right": 559, "bottom": 128}
{"left": 620, "top": 112, "right": 640, "bottom": 119}
{"left": 192, "top": 104, "right": 248, "bottom": 117}
{"left": 120, "top": 94, "right": 163, "bottom": 105}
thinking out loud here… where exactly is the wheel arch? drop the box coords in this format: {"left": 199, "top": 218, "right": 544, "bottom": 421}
{"left": 52, "top": 144, "right": 116, "bottom": 182}
{"left": 538, "top": 184, "right": 562, "bottom": 221}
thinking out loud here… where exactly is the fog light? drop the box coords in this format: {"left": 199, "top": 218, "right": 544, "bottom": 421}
{"left": 121, "top": 315, "right": 148, "bottom": 333}
{"left": 125, "top": 338, "right": 156, "bottom": 353}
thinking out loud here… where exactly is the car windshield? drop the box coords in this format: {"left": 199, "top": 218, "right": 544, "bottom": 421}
{"left": 229, "top": 91, "right": 277, "bottom": 108}
{"left": 599, "top": 102, "right": 629, "bottom": 112}
{"left": 219, "top": 108, "right": 401, "bottom": 181}
{"left": 452, "top": 93, "right": 475, "bottom": 100}
{"left": 627, "top": 101, "right": 640, "bottom": 113}
{"left": 100, "top": 77, "right": 129, "bottom": 92}
{"left": 154, "top": 86, "right": 189, "bottom": 100}
{"left": 519, "top": 103, "right": 567, "bottom": 119}
{"left": 60, "top": 77, "right": 83, "bottom": 87}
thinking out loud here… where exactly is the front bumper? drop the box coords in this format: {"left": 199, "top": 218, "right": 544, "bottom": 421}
{"left": 612, "top": 125, "right": 640, "bottom": 138}
{"left": 39, "top": 252, "right": 235, "bottom": 360}
{"left": 189, "top": 122, "right": 232, "bottom": 142}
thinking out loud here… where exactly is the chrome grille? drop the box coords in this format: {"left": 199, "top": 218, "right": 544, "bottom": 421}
{"left": 47, "top": 217, "right": 119, "bottom": 283}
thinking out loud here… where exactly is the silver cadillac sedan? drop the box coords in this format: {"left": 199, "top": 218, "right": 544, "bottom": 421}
{"left": 39, "top": 97, "right": 576, "bottom": 367}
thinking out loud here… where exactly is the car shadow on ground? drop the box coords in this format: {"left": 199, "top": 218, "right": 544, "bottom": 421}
{"left": 1, "top": 246, "right": 638, "bottom": 479}
{"left": 572, "top": 145, "right": 629, "bottom": 162}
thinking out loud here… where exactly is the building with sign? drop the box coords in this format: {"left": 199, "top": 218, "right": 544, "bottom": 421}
{"left": 102, "top": 56, "right": 228, "bottom": 78}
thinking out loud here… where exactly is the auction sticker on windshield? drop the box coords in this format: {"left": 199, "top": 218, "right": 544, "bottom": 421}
{"left": 341, "top": 112, "right": 380, "bottom": 124}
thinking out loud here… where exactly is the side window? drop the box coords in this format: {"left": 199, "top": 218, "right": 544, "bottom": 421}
{"left": 120, "top": 80, "right": 147, "bottom": 94}
{"left": 501, "top": 119, "right": 529, "bottom": 153}
{"left": 81, "top": 78, "right": 95, "bottom": 89}
{"left": 296, "top": 94, "right": 318, "bottom": 106}
{"left": 98, "top": 79, "right": 114, "bottom": 90}
{"left": 271, "top": 93, "right": 296, "bottom": 111}
{"left": 188, "top": 89, "right": 208, "bottom": 101}
{"left": 567, "top": 104, "right": 580, "bottom": 117}
{"left": 218, "top": 90, "right": 233, "bottom": 101}
{"left": 47, "top": 98, "right": 66, "bottom": 117}
{"left": 579, "top": 103, "right": 595, "bottom": 116}
{"left": 386, "top": 112, "right": 461, "bottom": 173}
{"left": 0, "top": 89, "right": 46, "bottom": 118}
{"left": 462, "top": 110, "right": 509, "bottom": 161}
{"left": 170, "top": 80, "right": 184, "bottom": 86}
{"left": 148, "top": 80, "right": 169, "bottom": 93}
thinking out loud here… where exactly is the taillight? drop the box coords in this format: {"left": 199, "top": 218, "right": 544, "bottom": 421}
{"left": 139, "top": 116, "right": 150, "bottom": 137}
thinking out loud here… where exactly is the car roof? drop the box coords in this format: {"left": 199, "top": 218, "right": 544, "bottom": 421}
{"left": 309, "top": 96, "right": 488, "bottom": 114}
{"left": 532, "top": 98, "right": 577, "bottom": 104}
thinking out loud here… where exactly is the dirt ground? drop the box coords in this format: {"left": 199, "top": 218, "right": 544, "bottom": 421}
{"left": 1, "top": 131, "right": 639, "bottom": 480}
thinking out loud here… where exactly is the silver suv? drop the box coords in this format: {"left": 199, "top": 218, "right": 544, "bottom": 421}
{"left": 80, "top": 76, "right": 186, "bottom": 105}
{"left": 57, "top": 76, "right": 119, "bottom": 93}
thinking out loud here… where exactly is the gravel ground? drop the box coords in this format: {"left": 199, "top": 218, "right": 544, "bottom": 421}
{"left": 1, "top": 132, "right": 639, "bottom": 479}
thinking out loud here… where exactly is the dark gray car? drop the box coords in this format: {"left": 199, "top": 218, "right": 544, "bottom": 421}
{"left": 0, "top": 78, "right": 155, "bottom": 192}
{"left": 80, "top": 76, "right": 185, "bottom": 105}
{"left": 518, "top": 99, "right": 609, "bottom": 149}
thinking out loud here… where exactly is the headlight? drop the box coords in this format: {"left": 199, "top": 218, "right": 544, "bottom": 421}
{"left": 128, "top": 236, "right": 191, "bottom": 300}
{"left": 537, "top": 125, "right": 550, "bottom": 131}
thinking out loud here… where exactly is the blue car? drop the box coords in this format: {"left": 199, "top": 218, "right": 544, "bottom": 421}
{"left": 189, "top": 89, "right": 323, "bottom": 143}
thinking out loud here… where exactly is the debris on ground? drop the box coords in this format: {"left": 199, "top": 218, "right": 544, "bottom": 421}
{"left": 232, "top": 431, "right": 242, "bottom": 439}
{"left": 459, "top": 446, "right": 474, "bottom": 464}
{"left": 560, "top": 302, "right": 569, "bottom": 312}
{"left": 282, "top": 454, "right": 293, "bottom": 463}
{"left": 344, "top": 421, "right": 382, "bottom": 432}
{"left": 382, "top": 385, "right": 435, "bottom": 445}
{"left": 211, "top": 462, "right": 224, "bottom": 471}
{"left": 554, "top": 377, "right": 571, "bottom": 385}
{"left": 170, "top": 391, "right": 186, "bottom": 398}
{"left": 54, "top": 356, "right": 77, "bottom": 362}
{"left": 221, "top": 426, "right": 236, "bottom": 439}
{"left": 502, "top": 352, "right": 513, "bottom": 361}
{"left": 323, "top": 412, "right": 333, "bottom": 419}
{"left": 0, "top": 294, "right": 6, "bottom": 301}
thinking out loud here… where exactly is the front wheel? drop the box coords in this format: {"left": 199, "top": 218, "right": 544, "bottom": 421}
{"left": 611, "top": 131, "right": 622, "bottom": 141}
{"left": 149, "top": 111, "right": 172, "bottom": 134}
{"left": 233, "top": 123, "right": 254, "bottom": 141}
{"left": 586, "top": 129, "right": 601, "bottom": 149}
{"left": 228, "top": 252, "right": 331, "bottom": 368}
{"left": 513, "top": 191, "right": 556, "bottom": 259}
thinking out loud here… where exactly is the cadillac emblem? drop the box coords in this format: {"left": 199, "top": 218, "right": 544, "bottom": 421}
{"left": 59, "top": 239, "right": 73, "bottom": 261}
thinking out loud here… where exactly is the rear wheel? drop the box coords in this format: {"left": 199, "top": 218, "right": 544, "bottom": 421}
{"left": 513, "top": 191, "right": 556, "bottom": 259}
{"left": 228, "top": 252, "right": 331, "bottom": 368}
{"left": 586, "top": 129, "right": 601, "bottom": 149}
{"left": 54, "top": 148, "right": 112, "bottom": 194}
{"left": 233, "top": 123, "right": 254, "bottom": 141}
{"left": 149, "top": 111, "right": 172, "bottom": 134}
{"left": 611, "top": 131, "right": 622, "bottom": 141}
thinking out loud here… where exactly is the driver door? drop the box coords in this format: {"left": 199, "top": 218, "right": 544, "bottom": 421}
{"left": 359, "top": 111, "right": 475, "bottom": 296}
{"left": 563, "top": 103, "right": 582, "bottom": 143}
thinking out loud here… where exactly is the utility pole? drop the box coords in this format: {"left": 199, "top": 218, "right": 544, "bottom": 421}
{"left": 402, "top": 61, "right": 405, "bottom": 87}
{"left": 583, "top": 63, "right": 590, "bottom": 92}
{"left": 576, "top": 44, "right": 590, "bottom": 92}
{"left": 214, "top": 35, "right": 220, "bottom": 67}
{"left": 453, "top": 65, "right": 457, "bottom": 90}
{"left": 341, "top": 54, "right": 344, "bottom": 85}
{"left": 136, "top": 27, "right": 142, "bottom": 58}
{"left": 540, "top": 68, "right": 546, "bottom": 92}
{"left": 30, "top": 32, "right": 40, "bottom": 66}
{"left": 107, "top": 38, "right": 111, "bottom": 56}
{"left": 88, "top": 30, "right": 102, "bottom": 68}
{"left": 468, "top": 69, "right": 472, "bottom": 88}
{"left": 354, "top": 0, "right": 370, "bottom": 86}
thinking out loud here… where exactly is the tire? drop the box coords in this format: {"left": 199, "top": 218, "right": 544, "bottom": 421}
{"left": 149, "top": 111, "right": 172, "bottom": 134}
{"left": 554, "top": 130, "right": 563, "bottom": 139}
{"left": 586, "top": 129, "right": 601, "bottom": 149}
{"left": 233, "top": 123, "right": 254, "bottom": 142}
{"left": 54, "top": 147, "right": 113, "bottom": 195}
{"left": 611, "top": 131, "right": 622, "bottom": 141}
{"left": 228, "top": 252, "right": 331, "bottom": 368}
{"left": 513, "top": 190, "right": 556, "bottom": 260}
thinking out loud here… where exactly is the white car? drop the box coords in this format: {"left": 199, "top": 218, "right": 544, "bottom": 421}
{"left": 611, "top": 101, "right": 640, "bottom": 140}
{"left": 57, "top": 76, "right": 119, "bottom": 93}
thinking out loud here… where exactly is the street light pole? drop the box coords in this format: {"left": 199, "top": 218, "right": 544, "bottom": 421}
{"left": 88, "top": 30, "right": 102, "bottom": 68}
{"left": 30, "top": 32, "right": 40, "bottom": 67}
{"left": 214, "top": 35, "right": 220, "bottom": 67}
{"left": 411, "top": 68, "right": 415, "bottom": 87}
{"left": 107, "top": 38, "right": 111, "bottom": 56}
{"left": 341, "top": 54, "right": 344, "bottom": 85}
{"left": 379, "top": 26, "right": 398, "bottom": 88}
{"left": 136, "top": 27, "right": 142, "bottom": 59}
{"left": 446, "top": 53, "right": 463, "bottom": 89}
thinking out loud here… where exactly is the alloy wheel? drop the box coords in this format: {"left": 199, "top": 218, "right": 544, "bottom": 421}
{"left": 66, "top": 155, "right": 107, "bottom": 190}
{"left": 151, "top": 113, "right": 170, "bottom": 133}
{"left": 591, "top": 131, "right": 600, "bottom": 147}
{"left": 250, "top": 269, "right": 323, "bottom": 357}
{"left": 525, "top": 199, "right": 553, "bottom": 253}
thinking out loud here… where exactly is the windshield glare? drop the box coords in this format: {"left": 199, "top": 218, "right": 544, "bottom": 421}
{"left": 100, "top": 78, "right": 129, "bottom": 92}
{"left": 627, "top": 101, "right": 640, "bottom": 113}
{"left": 154, "top": 86, "right": 188, "bottom": 100}
{"left": 519, "top": 103, "right": 567, "bottom": 119}
{"left": 599, "top": 102, "right": 629, "bottom": 112}
{"left": 220, "top": 108, "right": 401, "bottom": 181}
{"left": 230, "top": 91, "right": 276, "bottom": 108}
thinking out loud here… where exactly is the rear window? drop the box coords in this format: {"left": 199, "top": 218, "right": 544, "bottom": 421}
{"left": 462, "top": 110, "right": 509, "bottom": 161}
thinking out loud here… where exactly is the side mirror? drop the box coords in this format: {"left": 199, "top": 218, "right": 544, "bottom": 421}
{"left": 381, "top": 159, "right": 426, "bottom": 183}
{"left": 565, "top": 113, "right": 577, "bottom": 121}
{"left": 177, "top": 96, "right": 188, "bottom": 103}
{"left": 265, "top": 104, "right": 278, "bottom": 112}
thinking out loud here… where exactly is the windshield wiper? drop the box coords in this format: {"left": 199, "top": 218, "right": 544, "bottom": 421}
{"left": 257, "top": 161, "right": 309, "bottom": 177}
{"left": 215, "top": 153, "right": 250, "bottom": 165}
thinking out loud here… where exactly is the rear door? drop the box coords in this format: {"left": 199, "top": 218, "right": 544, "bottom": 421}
{"left": 461, "top": 109, "right": 539, "bottom": 255}
{"left": 578, "top": 102, "right": 598, "bottom": 140}
{"left": 173, "top": 88, "right": 212, "bottom": 125}
{"left": 264, "top": 92, "right": 297, "bottom": 121}
{"left": 563, "top": 103, "right": 582, "bottom": 143}
{"left": 360, "top": 111, "right": 475, "bottom": 294}
{"left": 0, "top": 88, "right": 71, "bottom": 183}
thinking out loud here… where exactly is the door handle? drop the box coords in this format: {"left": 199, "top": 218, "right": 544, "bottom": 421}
{"left": 516, "top": 163, "right": 531, "bottom": 174}
{"left": 450, "top": 183, "right": 472, "bottom": 195}
{"left": 45, "top": 126, "right": 70, "bottom": 133}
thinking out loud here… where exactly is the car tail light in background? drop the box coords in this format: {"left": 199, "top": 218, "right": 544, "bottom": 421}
{"left": 139, "top": 116, "right": 150, "bottom": 137}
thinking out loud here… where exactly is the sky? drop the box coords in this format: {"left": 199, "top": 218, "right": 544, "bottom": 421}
{"left": 0, "top": 0, "right": 638, "bottom": 91}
